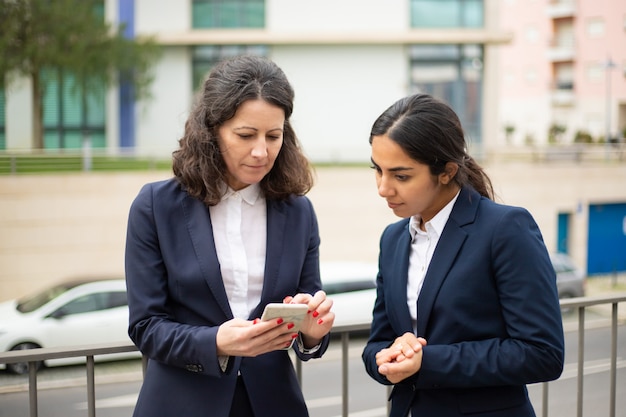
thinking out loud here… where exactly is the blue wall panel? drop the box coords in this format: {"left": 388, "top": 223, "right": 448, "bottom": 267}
{"left": 587, "top": 202, "right": 626, "bottom": 275}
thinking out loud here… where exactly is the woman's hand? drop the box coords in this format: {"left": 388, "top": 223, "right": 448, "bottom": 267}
{"left": 284, "top": 290, "right": 335, "bottom": 348}
{"left": 216, "top": 317, "right": 299, "bottom": 357}
{"left": 375, "top": 333, "right": 427, "bottom": 384}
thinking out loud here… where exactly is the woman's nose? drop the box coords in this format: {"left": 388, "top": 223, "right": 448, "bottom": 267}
{"left": 377, "top": 176, "right": 393, "bottom": 197}
{"left": 251, "top": 138, "right": 268, "bottom": 157}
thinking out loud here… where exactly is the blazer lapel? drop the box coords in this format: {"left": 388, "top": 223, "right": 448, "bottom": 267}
{"left": 256, "top": 199, "right": 286, "bottom": 317}
{"left": 181, "top": 193, "right": 233, "bottom": 319}
{"left": 416, "top": 186, "right": 479, "bottom": 336}
{"left": 387, "top": 222, "right": 414, "bottom": 334}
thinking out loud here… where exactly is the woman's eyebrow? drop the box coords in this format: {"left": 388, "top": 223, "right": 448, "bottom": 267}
{"left": 370, "top": 158, "right": 413, "bottom": 172}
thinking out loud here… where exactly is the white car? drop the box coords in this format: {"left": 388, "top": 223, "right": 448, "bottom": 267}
{"left": 0, "top": 277, "right": 139, "bottom": 374}
{"left": 320, "top": 261, "right": 378, "bottom": 329}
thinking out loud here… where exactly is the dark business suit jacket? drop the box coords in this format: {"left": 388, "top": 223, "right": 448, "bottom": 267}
{"left": 125, "top": 178, "right": 329, "bottom": 417}
{"left": 362, "top": 186, "right": 564, "bottom": 417}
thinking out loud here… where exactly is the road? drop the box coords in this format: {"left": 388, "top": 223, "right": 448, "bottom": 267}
{"left": 1, "top": 320, "right": 625, "bottom": 417}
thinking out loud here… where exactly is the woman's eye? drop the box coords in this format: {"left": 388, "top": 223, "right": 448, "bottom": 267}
{"left": 369, "top": 165, "right": 381, "bottom": 174}
{"left": 267, "top": 135, "right": 281, "bottom": 141}
{"left": 395, "top": 175, "right": 408, "bottom": 181}
{"left": 238, "top": 134, "right": 253, "bottom": 139}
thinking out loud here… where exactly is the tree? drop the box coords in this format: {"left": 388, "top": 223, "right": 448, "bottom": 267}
{"left": 0, "top": 0, "right": 161, "bottom": 148}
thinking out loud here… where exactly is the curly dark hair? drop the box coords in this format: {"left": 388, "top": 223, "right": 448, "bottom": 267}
{"left": 172, "top": 55, "right": 314, "bottom": 206}
{"left": 369, "top": 93, "right": 494, "bottom": 200}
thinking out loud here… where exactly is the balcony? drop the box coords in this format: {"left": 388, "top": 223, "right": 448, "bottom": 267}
{"left": 547, "top": 1, "right": 577, "bottom": 19}
{"left": 547, "top": 39, "right": 575, "bottom": 62}
{"left": 551, "top": 80, "right": 575, "bottom": 106}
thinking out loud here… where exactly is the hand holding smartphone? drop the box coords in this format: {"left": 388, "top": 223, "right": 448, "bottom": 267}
{"left": 261, "top": 303, "right": 308, "bottom": 333}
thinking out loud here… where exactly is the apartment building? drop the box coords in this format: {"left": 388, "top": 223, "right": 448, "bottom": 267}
{"left": 1, "top": 0, "right": 510, "bottom": 161}
{"left": 498, "top": 0, "right": 626, "bottom": 145}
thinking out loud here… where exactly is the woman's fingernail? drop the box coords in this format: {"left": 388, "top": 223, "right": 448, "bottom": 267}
{"left": 284, "top": 342, "right": 292, "bottom": 347}
{"left": 253, "top": 318, "right": 260, "bottom": 324}
{"left": 317, "top": 319, "right": 324, "bottom": 325}
{"left": 276, "top": 318, "right": 283, "bottom": 325}
{"left": 287, "top": 323, "right": 295, "bottom": 330}
{"left": 312, "top": 311, "right": 319, "bottom": 318}
{"left": 291, "top": 333, "right": 298, "bottom": 338}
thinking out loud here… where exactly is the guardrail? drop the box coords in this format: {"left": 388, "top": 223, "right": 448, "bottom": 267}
{"left": 1, "top": 294, "right": 625, "bottom": 417}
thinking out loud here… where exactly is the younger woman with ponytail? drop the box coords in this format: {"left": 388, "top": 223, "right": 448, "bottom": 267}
{"left": 362, "top": 94, "right": 564, "bottom": 417}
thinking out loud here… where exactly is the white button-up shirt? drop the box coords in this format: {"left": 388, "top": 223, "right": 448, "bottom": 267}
{"left": 209, "top": 183, "right": 266, "bottom": 319}
{"left": 407, "top": 191, "right": 459, "bottom": 333}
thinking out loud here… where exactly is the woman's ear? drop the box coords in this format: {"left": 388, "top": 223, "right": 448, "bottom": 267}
{"left": 439, "top": 162, "right": 459, "bottom": 185}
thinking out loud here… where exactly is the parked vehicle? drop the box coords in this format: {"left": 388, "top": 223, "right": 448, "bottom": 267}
{"left": 320, "top": 253, "right": 587, "bottom": 329}
{"left": 552, "top": 252, "right": 586, "bottom": 300}
{"left": 0, "top": 277, "right": 139, "bottom": 374}
{"left": 320, "top": 261, "right": 378, "bottom": 328}
{"left": 551, "top": 252, "right": 587, "bottom": 314}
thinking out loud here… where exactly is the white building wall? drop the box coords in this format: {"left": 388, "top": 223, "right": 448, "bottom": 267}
{"left": 135, "top": 0, "right": 190, "bottom": 32}
{"left": 5, "top": 76, "right": 33, "bottom": 149}
{"left": 268, "top": 0, "right": 408, "bottom": 32}
{"left": 272, "top": 45, "right": 407, "bottom": 162}
{"left": 135, "top": 46, "right": 192, "bottom": 157}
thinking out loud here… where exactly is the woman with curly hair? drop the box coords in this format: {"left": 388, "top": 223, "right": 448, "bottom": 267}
{"left": 125, "top": 55, "right": 334, "bottom": 417}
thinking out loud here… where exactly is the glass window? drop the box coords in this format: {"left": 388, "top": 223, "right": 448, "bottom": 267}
{"left": 192, "top": 0, "right": 265, "bottom": 28}
{"left": 40, "top": 69, "right": 106, "bottom": 150}
{"left": 106, "top": 291, "right": 128, "bottom": 309}
{"left": 409, "top": 44, "right": 483, "bottom": 144}
{"left": 192, "top": 45, "right": 268, "bottom": 92}
{"left": 411, "top": 0, "right": 483, "bottom": 28}
{"left": 0, "top": 87, "right": 5, "bottom": 150}
{"left": 56, "top": 294, "right": 104, "bottom": 316}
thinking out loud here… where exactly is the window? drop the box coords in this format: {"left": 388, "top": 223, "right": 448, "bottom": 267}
{"left": 0, "top": 87, "right": 5, "bottom": 150}
{"left": 411, "top": 0, "right": 483, "bottom": 28}
{"left": 192, "top": 0, "right": 265, "bottom": 28}
{"left": 106, "top": 291, "right": 128, "bottom": 309}
{"left": 41, "top": 69, "right": 106, "bottom": 149}
{"left": 409, "top": 44, "right": 483, "bottom": 143}
{"left": 192, "top": 45, "right": 268, "bottom": 92}
{"left": 53, "top": 291, "right": 127, "bottom": 317}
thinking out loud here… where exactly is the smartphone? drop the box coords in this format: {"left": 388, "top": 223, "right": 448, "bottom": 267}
{"left": 261, "top": 303, "right": 309, "bottom": 333}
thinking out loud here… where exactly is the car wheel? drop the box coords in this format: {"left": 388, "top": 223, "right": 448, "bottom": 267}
{"left": 7, "top": 343, "right": 43, "bottom": 375}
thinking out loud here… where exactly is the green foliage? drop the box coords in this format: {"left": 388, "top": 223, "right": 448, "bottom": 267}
{"left": 548, "top": 123, "right": 566, "bottom": 144}
{"left": 0, "top": 154, "right": 172, "bottom": 174}
{"left": 573, "top": 130, "right": 594, "bottom": 144}
{"left": 0, "top": 0, "right": 161, "bottom": 99}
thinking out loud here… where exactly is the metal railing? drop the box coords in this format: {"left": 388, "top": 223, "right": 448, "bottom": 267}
{"left": 1, "top": 294, "right": 625, "bottom": 417}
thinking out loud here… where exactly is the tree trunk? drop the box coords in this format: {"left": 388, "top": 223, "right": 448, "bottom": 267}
{"left": 31, "top": 72, "right": 43, "bottom": 149}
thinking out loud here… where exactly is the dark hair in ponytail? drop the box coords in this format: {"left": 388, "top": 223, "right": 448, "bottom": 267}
{"left": 369, "top": 93, "right": 494, "bottom": 200}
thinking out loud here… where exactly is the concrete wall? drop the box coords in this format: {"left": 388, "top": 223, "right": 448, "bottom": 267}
{"left": 1, "top": 161, "right": 625, "bottom": 301}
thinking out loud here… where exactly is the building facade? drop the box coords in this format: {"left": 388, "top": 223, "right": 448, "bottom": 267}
{"left": 1, "top": 0, "right": 510, "bottom": 162}
{"left": 497, "top": 0, "right": 626, "bottom": 146}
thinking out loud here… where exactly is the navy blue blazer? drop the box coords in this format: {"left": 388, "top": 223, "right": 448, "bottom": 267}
{"left": 125, "top": 178, "right": 329, "bottom": 417}
{"left": 362, "top": 186, "right": 564, "bottom": 417}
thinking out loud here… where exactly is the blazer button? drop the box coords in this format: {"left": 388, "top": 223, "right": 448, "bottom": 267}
{"left": 186, "top": 364, "right": 203, "bottom": 373}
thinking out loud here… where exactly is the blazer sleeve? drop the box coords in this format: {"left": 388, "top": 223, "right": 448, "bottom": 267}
{"left": 363, "top": 204, "right": 565, "bottom": 389}
{"left": 125, "top": 182, "right": 223, "bottom": 377}
{"left": 416, "top": 206, "right": 565, "bottom": 388}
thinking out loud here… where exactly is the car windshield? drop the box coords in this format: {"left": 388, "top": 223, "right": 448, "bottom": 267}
{"left": 16, "top": 282, "right": 84, "bottom": 313}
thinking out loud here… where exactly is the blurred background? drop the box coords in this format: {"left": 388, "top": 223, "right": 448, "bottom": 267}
{"left": 1, "top": 0, "right": 625, "bottom": 300}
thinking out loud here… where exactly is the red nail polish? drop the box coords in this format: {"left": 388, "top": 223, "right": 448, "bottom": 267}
{"left": 287, "top": 323, "right": 294, "bottom": 330}
{"left": 317, "top": 319, "right": 323, "bottom": 325}
{"left": 276, "top": 318, "right": 283, "bottom": 325}
{"left": 312, "top": 311, "right": 319, "bottom": 318}
{"left": 291, "top": 333, "right": 298, "bottom": 338}
{"left": 253, "top": 318, "right": 260, "bottom": 324}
